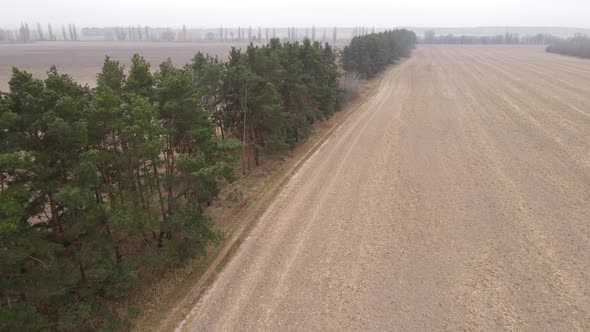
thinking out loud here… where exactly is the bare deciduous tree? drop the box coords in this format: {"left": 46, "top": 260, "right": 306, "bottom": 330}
{"left": 47, "top": 23, "right": 55, "bottom": 41}
{"left": 333, "top": 26, "right": 337, "bottom": 43}
{"left": 36, "top": 22, "right": 44, "bottom": 40}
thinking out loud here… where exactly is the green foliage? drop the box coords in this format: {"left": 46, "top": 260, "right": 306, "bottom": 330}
{"left": 342, "top": 29, "right": 417, "bottom": 78}
{"left": 0, "top": 56, "right": 236, "bottom": 330}
{"left": 221, "top": 39, "right": 342, "bottom": 157}
{"left": 0, "top": 35, "right": 385, "bottom": 330}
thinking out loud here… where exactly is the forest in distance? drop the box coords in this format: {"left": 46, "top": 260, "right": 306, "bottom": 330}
{"left": 2, "top": 25, "right": 377, "bottom": 44}
{"left": 421, "top": 30, "right": 590, "bottom": 59}
{"left": 0, "top": 30, "right": 417, "bottom": 330}
{"left": 546, "top": 35, "right": 590, "bottom": 59}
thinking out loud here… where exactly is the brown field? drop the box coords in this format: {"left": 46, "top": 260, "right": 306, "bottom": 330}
{"left": 0, "top": 40, "right": 350, "bottom": 92}
{"left": 168, "top": 45, "right": 590, "bottom": 331}
{"left": 0, "top": 41, "right": 253, "bottom": 91}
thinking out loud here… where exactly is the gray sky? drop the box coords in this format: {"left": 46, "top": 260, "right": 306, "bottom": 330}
{"left": 1, "top": 0, "right": 589, "bottom": 28}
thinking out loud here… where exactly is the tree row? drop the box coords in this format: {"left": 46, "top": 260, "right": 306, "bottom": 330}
{"left": 0, "top": 38, "right": 341, "bottom": 330}
{"left": 420, "top": 30, "right": 560, "bottom": 45}
{"left": 341, "top": 29, "right": 417, "bottom": 78}
{"left": 546, "top": 35, "right": 590, "bottom": 59}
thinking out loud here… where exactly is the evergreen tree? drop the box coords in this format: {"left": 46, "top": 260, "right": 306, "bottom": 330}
{"left": 0, "top": 34, "right": 366, "bottom": 330}
{"left": 342, "top": 29, "right": 417, "bottom": 78}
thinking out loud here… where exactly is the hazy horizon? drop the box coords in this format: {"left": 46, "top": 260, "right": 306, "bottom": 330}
{"left": 1, "top": 0, "right": 589, "bottom": 29}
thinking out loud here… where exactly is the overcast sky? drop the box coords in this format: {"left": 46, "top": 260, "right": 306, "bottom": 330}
{"left": 1, "top": 0, "right": 589, "bottom": 28}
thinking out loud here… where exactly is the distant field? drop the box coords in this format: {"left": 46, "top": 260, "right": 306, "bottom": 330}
{"left": 0, "top": 41, "right": 253, "bottom": 91}
{"left": 177, "top": 45, "right": 590, "bottom": 331}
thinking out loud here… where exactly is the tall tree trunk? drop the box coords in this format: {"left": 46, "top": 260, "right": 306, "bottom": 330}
{"left": 78, "top": 240, "right": 86, "bottom": 281}
{"left": 48, "top": 194, "right": 63, "bottom": 237}
{"left": 152, "top": 162, "right": 166, "bottom": 223}
{"left": 242, "top": 91, "right": 248, "bottom": 175}
{"left": 136, "top": 168, "right": 147, "bottom": 210}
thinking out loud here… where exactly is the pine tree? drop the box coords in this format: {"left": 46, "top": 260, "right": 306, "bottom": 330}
{"left": 0, "top": 34, "right": 349, "bottom": 330}
{"left": 153, "top": 59, "right": 236, "bottom": 250}
{"left": 126, "top": 54, "right": 154, "bottom": 98}
{"left": 342, "top": 29, "right": 417, "bottom": 78}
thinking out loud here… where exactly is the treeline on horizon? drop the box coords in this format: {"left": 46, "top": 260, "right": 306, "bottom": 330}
{"left": 420, "top": 30, "right": 561, "bottom": 45}
{"left": 0, "top": 24, "right": 382, "bottom": 43}
{"left": 0, "top": 31, "right": 415, "bottom": 330}
{"left": 546, "top": 35, "right": 590, "bottom": 59}
{"left": 417, "top": 29, "right": 590, "bottom": 60}
{"left": 0, "top": 23, "right": 79, "bottom": 42}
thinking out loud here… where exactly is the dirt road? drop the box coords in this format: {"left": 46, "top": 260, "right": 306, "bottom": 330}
{"left": 178, "top": 45, "right": 590, "bottom": 330}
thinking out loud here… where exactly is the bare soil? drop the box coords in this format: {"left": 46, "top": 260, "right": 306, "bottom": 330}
{"left": 136, "top": 69, "right": 384, "bottom": 332}
{"left": 0, "top": 41, "right": 349, "bottom": 91}
{"left": 176, "top": 45, "right": 590, "bottom": 331}
{"left": 0, "top": 41, "right": 250, "bottom": 90}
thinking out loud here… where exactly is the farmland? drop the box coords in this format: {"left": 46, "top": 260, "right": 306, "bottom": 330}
{"left": 0, "top": 41, "right": 253, "bottom": 91}
{"left": 0, "top": 30, "right": 418, "bottom": 330}
{"left": 2, "top": 36, "right": 590, "bottom": 330}
{"left": 176, "top": 45, "right": 590, "bottom": 330}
